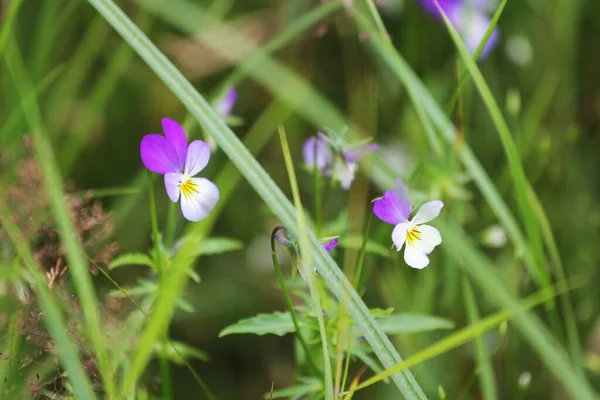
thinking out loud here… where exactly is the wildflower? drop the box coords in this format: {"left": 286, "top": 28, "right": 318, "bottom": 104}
{"left": 215, "top": 87, "right": 238, "bottom": 118}
{"left": 302, "top": 132, "right": 378, "bottom": 190}
{"left": 140, "top": 118, "right": 219, "bottom": 222}
{"left": 373, "top": 178, "right": 443, "bottom": 269}
{"left": 419, "top": 0, "right": 500, "bottom": 58}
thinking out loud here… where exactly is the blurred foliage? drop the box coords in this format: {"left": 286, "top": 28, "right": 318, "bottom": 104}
{"left": 1, "top": 0, "right": 600, "bottom": 399}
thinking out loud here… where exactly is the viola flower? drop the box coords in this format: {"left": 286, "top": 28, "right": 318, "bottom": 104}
{"left": 215, "top": 87, "right": 238, "bottom": 118}
{"left": 373, "top": 178, "right": 443, "bottom": 269}
{"left": 140, "top": 118, "right": 219, "bottom": 222}
{"left": 419, "top": 0, "right": 500, "bottom": 58}
{"left": 302, "top": 132, "right": 378, "bottom": 190}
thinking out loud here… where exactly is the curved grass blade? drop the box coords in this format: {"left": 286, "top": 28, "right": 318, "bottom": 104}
{"left": 437, "top": 221, "right": 595, "bottom": 399}
{"left": 346, "top": 276, "right": 584, "bottom": 395}
{"left": 85, "top": 0, "right": 426, "bottom": 397}
{"left": 435, "top": 2, "right": 547, "bottom": 287}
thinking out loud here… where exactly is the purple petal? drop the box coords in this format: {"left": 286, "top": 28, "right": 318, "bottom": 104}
{"left": 140, "top": 134, "right": 181, "bottom": 175}
{"left": 344, "top": 143, "right": 378, "bottom": 163}
{"left": 457, "top": 11, "right": 500, "bottom": 59}
{"left": 216, "top": 87, "right": 238, "bottom": 117}
{"left": 184, "top": 140, "right": 211, "bottom": 176}
{"left": 164, "top": 172, "right": 183, "bottom": 202}
{"left": 274, "top": 228, "right": 293, "bottom": 246}
{"left": 162, "top": 118, "right": 188, "bottom": 170}
{"left": 419, "top": 0, "right": 462, "bottom": 19}
{"left": 303, "top": 134, "right": 333, "bottom": 174}
{"left": 323, "top": 238, "right": 339, "bottom": 252}
{"left": 373, "top": 178, "right": 412, "bottom": 225}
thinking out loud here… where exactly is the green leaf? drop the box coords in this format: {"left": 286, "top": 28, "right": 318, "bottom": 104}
{"left": 219, "top": 312, "right": 296, "bottom": 337}
{"left": 109, "top": 252, "right": 154, "bottom": 270}
{"left": 192, "top": 237, "right": 244, "bottom": 256}
{"left": 154, "top": 340, "right": 209, "bottom": 364}
{"left": 377, "top": 314, "right": 454, "bottom": 335}
{"left": 339, "top": 235, "right": 391, "bottom": 258}
{"left": 268, "top": 377, "right": 322, "bottom": 400}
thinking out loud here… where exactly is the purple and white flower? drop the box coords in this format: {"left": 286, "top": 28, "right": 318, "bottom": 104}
{"left": 140, "top": 118, "right": 219, "bottom": 222}
{"left": 302, "top": 132, "right": 378, "bottom": 190}
{"left": 419, "top": 0, "right": 500, "bottom": 59}
{"left": 373, "top": 178, "right": 443, "bottom": 269}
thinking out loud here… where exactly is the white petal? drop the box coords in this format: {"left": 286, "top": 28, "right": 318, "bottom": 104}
{"left": 184, "top": 140, "right": 211, "bottom": 176}
{"left": 180, "top": 178, "right": 219, "bottom": 222}
{"left": 391, "top": 222, "right": 410, "bottom": 251}
{"left": 404, "top": 245, "right": 430, "bottom": 269}
{"left": 416, "top": 225, "right": 442, "bottom": 254}
{"left": 333, "top": 161, "right": 357, "bottom": 190}
{"left": 412, "top": 200, "right": 444, "bottom": 225}
{"left": 164, "top": 172, "right": 183, "bottom": 202}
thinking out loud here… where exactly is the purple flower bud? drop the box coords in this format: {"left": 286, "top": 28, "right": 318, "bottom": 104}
{"left": 215, "top": 87, "right": 238, "bottom": 118}
{"left": 323, "top": 238, "right": 339, "bottom": 253}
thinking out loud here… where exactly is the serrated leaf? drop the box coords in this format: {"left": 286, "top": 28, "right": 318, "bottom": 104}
{"left": 377, "top": 314, "right": 454, "bottom": 335}
{"left": 219, "top": 312, "right": 296, "bottom": 337}
{"left": 109, "top": 252, "right": 154, "bottom": 270}
{"left": 192, "top": 237, "right": 244, "bottom": 257}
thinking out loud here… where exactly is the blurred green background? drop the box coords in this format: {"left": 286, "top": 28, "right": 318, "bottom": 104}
{"left": 1, "top": 0, "right": 600, "bottom": 399}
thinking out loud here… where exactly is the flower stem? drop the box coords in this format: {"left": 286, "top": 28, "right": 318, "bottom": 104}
{"left": 313, "top": 140, "right": 322, "bottom": 236}
{"left": 271, "top": 227, "right": 320, "bottom": 376}
{"left": 147, "top": 172, "right": 172, "bottom": 400}
{"left": 352, "top": 213, "right": 373, "bottom": 290}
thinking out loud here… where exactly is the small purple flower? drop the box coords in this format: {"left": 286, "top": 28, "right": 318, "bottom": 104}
{"left": 303, "top": 133, "right": 333, "bottom": 176}
{"left": 418, "top": 0, "right": 500, "bottom": 58}
{"left": 215, "top": 87, "right": 238, "bottom": 118}
{"left": 373, "top": 178, "right": 443, "bottom": 269}
{"left": 323, "top": 238, "right": 339, "bottom": 252}
{"left": 302, "top": 133, "right": 378, "bottom": 190}
{"left": 140, "top": 118, "right": 219, "bottom": 222}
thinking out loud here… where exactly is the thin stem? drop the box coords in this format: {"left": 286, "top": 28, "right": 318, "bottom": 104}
{"left": 147, "top": 172, "right": 172, "bottom": 400}
{"left": 340, "top": 329, "right": 354, "bottom": 396}
{"left": 352, "top": 213, "right": 373, "bottom": 290}
{"left": 271, "top": 227, "right": 320, "bottom": 376}
{"left": 165, "top": 201, "right": 177, "bottom": 250}
{"left": 313, "top": 138, "right": 322, "bottom": 236}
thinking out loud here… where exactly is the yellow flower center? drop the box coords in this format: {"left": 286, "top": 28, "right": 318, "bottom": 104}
{"left": 406, "top": 226, "right": 421, "bottom": 247}
{"left": 179, "top": 179, "right": 198, "bottom": 199}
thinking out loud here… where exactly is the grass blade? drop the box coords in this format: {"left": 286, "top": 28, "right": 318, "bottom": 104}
{"left": 462, "top": 276, "right": 497, "bottom": 400}
{"left": 5, "top": 36, "right": 115, "bottom": 399}
{"left": 279, "top": 127, "right": 333, "bottom": 398}
{"left": 437, "top": 221, "right": 595, "bottom": 399}
{"left": 347, "top": 276, "right": 582, "bottom": 394}
{"left": 435, "top": 2, "right": 548, "bottom": 287}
